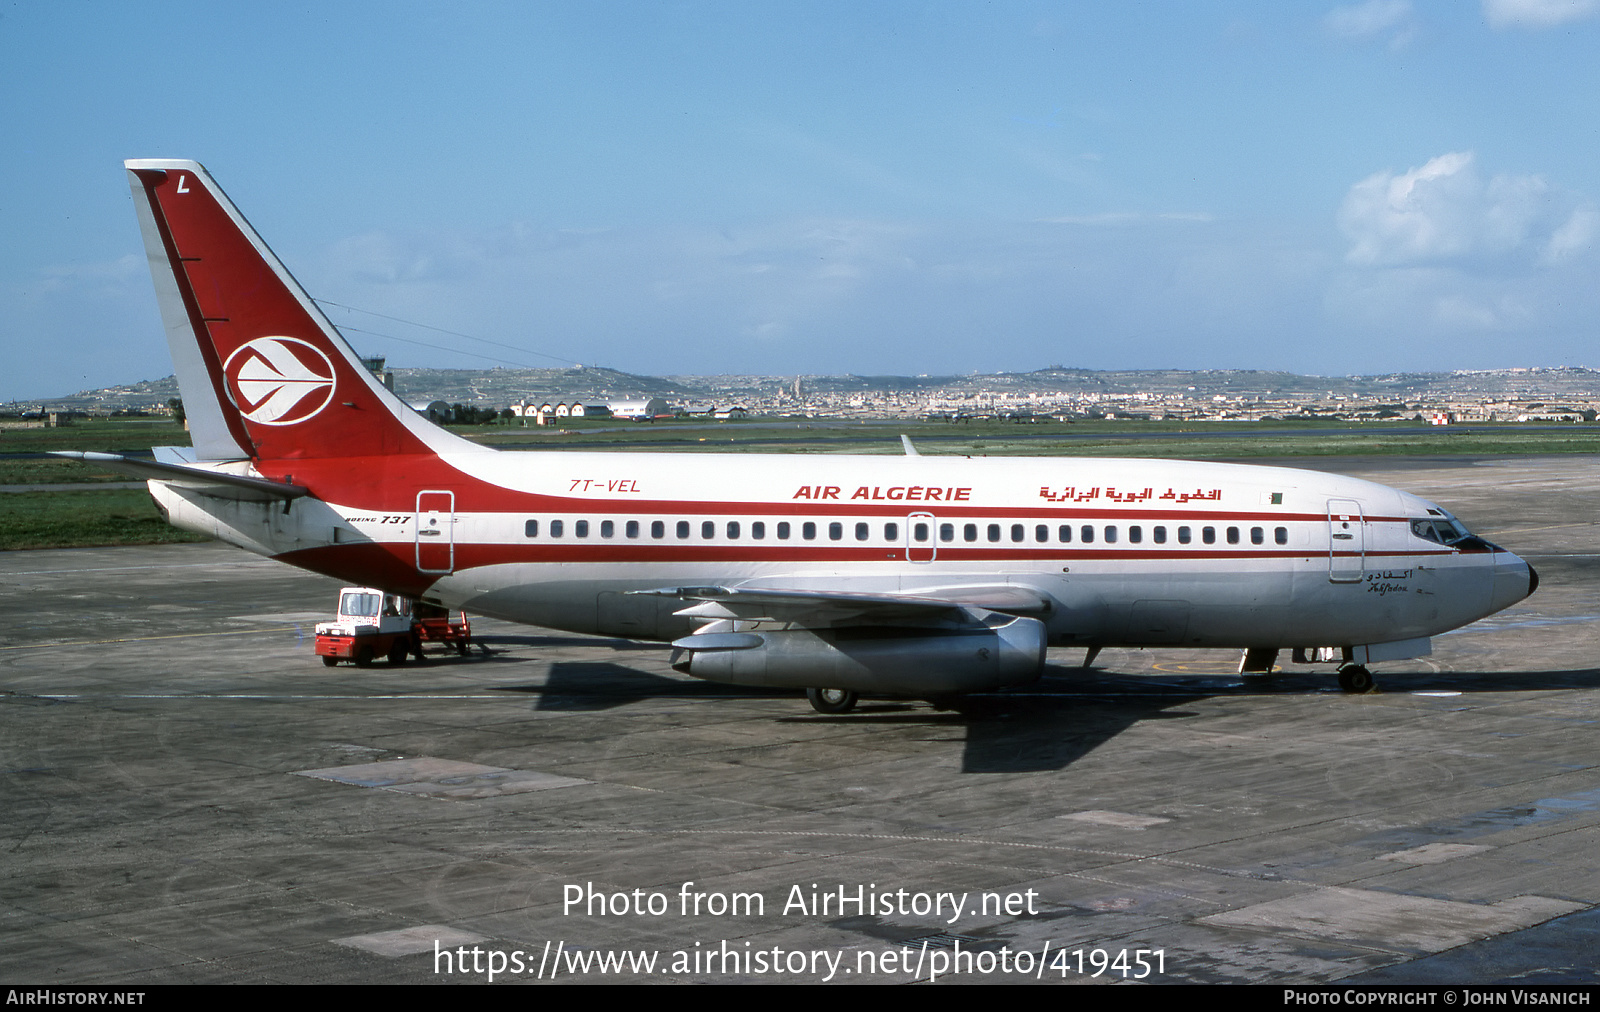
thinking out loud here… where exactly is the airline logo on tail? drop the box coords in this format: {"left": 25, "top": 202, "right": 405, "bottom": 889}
{"left": 222, "top": 336, "right": 337, "bottom": 425}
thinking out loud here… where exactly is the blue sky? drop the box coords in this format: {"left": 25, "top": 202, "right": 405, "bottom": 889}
{"left": 4, "top": 1, "right": 1598, "bottom": 401}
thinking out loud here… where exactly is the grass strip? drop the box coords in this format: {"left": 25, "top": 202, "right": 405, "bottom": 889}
{"left": 0, "top": 488, "right": 209, "bottom": 551}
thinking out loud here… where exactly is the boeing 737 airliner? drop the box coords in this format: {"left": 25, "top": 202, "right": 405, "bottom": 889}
{"left": 63, "top": 160, "right": 1537, "bottom": 713}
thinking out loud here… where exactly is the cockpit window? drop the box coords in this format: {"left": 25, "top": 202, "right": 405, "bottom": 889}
{"left": 1411, "top": 519, "right": 1468, "bottom": 544}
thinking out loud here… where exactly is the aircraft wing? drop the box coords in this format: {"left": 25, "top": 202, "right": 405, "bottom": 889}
{"left": 51, "top": 451, "right": 310, "bottom": 502}
{"left": 631, "top": 584, "right": 1051, "bottom": 624}
{"left": 643, "top": 585, "right": 1053, "bottom": 697}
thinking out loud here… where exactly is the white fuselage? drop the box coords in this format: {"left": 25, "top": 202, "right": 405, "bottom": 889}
{"left": 150, "top": 448, "right": 1534, "bottom": 653}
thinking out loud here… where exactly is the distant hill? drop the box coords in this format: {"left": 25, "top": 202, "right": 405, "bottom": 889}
{"left": 9, "top": 365, "right": 1600, "bottom": 415}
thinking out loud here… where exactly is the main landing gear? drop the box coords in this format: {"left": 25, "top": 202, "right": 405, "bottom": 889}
{"left": 806, "top": 687, "right": 859, "bottom": 714}
{"left": 1337, "top": 663, "right": 1375, "bottom": 694}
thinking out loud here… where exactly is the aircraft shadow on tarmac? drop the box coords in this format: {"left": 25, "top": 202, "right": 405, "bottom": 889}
{"left": 500, "top": 661, "right": 795, "bottom": 711}
{"left": 478, "top": 658, "right": 1600, "bottom": 774}
{"left": 474, "top": 633, "right": 667, "bottom": 652}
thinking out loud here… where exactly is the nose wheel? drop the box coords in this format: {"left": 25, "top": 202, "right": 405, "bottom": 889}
{"left": 1337, "top": 664, "right": 1375, "bottom": 693}
{"left": 806, "top": 687, "right": 859, "bottom": 714}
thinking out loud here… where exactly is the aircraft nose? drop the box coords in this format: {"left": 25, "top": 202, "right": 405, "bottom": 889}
{"left": 1489, "top": 550, "right": 1536, "bottom": 615}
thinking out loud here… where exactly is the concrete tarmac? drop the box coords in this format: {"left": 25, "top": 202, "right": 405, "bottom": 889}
{"left": 1, "top": 455, "right": 1596, "bottom": 985}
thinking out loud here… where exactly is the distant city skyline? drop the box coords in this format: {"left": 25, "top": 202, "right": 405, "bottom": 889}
{"left": 19, "top": 362, "right": 1600, "bottom": 428}
{"left": 4, "top": 2, "right": 1598, "bottom": 402}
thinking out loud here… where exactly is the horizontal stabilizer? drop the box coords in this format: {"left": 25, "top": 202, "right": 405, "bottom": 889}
{"left": 51, "top": 451, "right": 309, "bottom": 502}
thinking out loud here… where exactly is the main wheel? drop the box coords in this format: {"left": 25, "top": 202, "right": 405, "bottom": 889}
{"left": 1338, "top": 664, "right": 1375, "bottom": 693}
{"left": 806, "top": 687, "right": 859, "bottom": 714}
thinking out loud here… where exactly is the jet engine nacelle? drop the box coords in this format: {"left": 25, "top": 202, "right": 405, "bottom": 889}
{"left": 670, "top": 615, "right": 1048, "bottom": 696}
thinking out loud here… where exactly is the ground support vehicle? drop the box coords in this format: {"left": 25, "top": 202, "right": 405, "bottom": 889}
{"left": 314, "top": 588, "right": 419, "bottom": 667}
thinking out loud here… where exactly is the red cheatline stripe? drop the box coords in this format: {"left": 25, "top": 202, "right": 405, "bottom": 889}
{"left": 323, "top": 543, "right": 1461, "bottom": 566}
{"left": 265, "top": 457, "right": 1412, "bottom": 523}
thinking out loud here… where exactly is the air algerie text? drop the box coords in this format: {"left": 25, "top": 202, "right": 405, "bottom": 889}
{"left": 792, "top": 485, "right": 972, "bottom": 501}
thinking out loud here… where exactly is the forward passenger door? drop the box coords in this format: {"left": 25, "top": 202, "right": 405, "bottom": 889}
{"left": 1327, "top": 498, "right": 1364, "bottom": 583}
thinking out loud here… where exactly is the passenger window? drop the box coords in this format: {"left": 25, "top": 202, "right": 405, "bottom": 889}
{"left": 1202, "top": 527, "right": 1216, "bottom": 545}
{"left": 940, "top": 523, "right": 955, "bottom": 542}
{"left": 1105, "top": 525, "right": 1118, "bottom": 544}
{"left": 1226, "top": 527, "right": 1239, "bottom": 545}
{"left": 676, "top": 521, "right": 690, "bottom": 539}
{"left": 1250, "top": 526, "right": 1263, "bottom": 545}
{"left": 1058, "top": 525, "right": 1072, "bottom": 543}
{"left": 600, "top": 520, "right": 614, "bottom": 538}
{"left": 625, "top": 520, "right": 639, "bottom": 539}
{"left": 752, "top": 522, "right": 765, "bottom": 540}
{"left": 1035, "top": 524, "right": 1049, "bottom": 543}
{"left": 1178, "top": 526, "right": 1191, "bottom": 544}
{"left": 884, "top": 522, "right": 899, "bottom": 541}
{"left": 727, "top": 521, "right": 740, "bottom": 539}
{"left": 829, "top": 522, "right": 843, "bottom": 541}
{"left": 551, "top": 519, "right": 564, "bottom": 538}
{"left": 1129, "top": 526, "right": 1142, "bottom": 544}
{"left": 964, "top": 523, "right": 978, "bottom": 542}
{"left": 803, "top": 522, "right": 817, "bottom": 541}
{"left": 525, "top": 519, "right": 539, "bottom": 538}
{"left": 778, "top": 522, "right": 791, "bottom": 539}
{"left": 1153, "top": 526, "right": 1166, "bottom": 544}
{"left": 913, "top": 523, "right": 929, "bottom": 542}
{"left": 855, "top": 522, "right": 869, "bottom": 541}
{"left": 702, "top": 521, "right": 715, "bottom": 540}
{"left": 575, "top": 520, "right": 589, "bottom": 538}
{"left": 1081, "top": 525, "right": 1094, "bottom": 544}
{"left": 651, "top": 520, "right": 664, "bottom": 539}
{"left": 1010, "top": 524, "right": 1024, "bottom": 543}
{"left": 987, "top": 524, "right": 1001, "bottom": 543}
{"left": 1275, "top": 526, "right": 1288, "bottom": 545}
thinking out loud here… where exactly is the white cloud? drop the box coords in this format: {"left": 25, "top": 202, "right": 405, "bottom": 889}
{"left": 1483, "top": 0, "right": 1600, "bottom": 29}
{"left": 1337, "top": 152, "right": 1587, "bottom": 267}
{"left": 1324, "top": 0, "right": 1419, "bottom": 48}
{"left": 1545, "top": 207, "right": 1600, "bottom": 262}
{"left": 1324, "top": 266, "right": 1537, "bottom": 337}
{"left": 1432, "top": 292, "right": 1534, "bottom": 330}
{"left": 34, "top": 254, "right": 145, "bottom": 297}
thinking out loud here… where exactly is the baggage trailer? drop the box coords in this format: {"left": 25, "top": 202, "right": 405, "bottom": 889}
{"left": 414, "top": 601, "right": 473, "bottom": 656}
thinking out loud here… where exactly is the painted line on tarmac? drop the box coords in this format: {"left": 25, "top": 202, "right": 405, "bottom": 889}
{"left": 0, "top": 626, "right": 298, "bottom": 651}
{"left": 3, "top": 561, "right": 278, "bottom": 576}
{"left": 1492, "top": 522, "right": 1600, "bottom": 535}
{"left": 35, "top": 694, "right": 528, "bottom": 700}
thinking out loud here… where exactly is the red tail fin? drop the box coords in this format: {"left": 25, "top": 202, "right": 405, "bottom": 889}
{"left": 125, "top": 160, "right": 470, "bottom": 462}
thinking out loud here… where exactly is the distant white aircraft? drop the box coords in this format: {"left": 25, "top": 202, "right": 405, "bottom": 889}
{"left": 64, "top": 160, "right": 1537, "bottom": 712}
